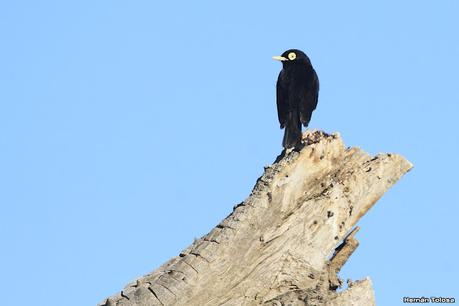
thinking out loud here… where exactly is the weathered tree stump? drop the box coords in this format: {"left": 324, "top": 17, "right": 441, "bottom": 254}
{"left": 99, "top": 131, "right": 412, "bottom": 306}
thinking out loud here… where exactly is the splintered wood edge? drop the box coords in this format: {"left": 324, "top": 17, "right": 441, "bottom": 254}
{"left": 326, "top": 278, "right": 376, "bottom": 306}
{"left": 328, "top": 227, "right": 361, "bottom": 290}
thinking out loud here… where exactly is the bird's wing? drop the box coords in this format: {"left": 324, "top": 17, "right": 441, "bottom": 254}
{"left": 299, "top": 68, "right": 319, "bottom": 127}
{"left": 276, "top": 71, "right": 288, "bottom": 129}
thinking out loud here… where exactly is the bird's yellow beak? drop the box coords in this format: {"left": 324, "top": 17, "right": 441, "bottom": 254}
{"left": 272, "top": 55, "right": 288, "bottom": 61}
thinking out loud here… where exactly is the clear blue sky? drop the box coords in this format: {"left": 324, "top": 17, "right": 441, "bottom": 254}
{"left": 1, "top": 1, "right": 458, "bottom": 305}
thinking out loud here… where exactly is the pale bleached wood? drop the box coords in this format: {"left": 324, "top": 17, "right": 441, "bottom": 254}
{"left": 326, "top": 278, "right": 376, "bottom": 306}
{"left": 98, "top": 131, "right": 412, "bottom": 306}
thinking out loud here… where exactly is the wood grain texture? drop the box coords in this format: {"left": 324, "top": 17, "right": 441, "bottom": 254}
{"left": 99, "top": 131, "right": 412, "bottom": 306}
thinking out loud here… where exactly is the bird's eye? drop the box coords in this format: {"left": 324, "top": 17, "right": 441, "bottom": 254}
{"left": 288, "top": 52, "right": 297, "bottom": 60}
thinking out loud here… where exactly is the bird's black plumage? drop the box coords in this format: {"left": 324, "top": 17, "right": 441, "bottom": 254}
{"left": 273, "top": 49, "right": 319, "bottom": 148}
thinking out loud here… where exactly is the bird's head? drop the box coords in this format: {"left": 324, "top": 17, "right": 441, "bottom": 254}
{"left": 272, "top": 49, "right": 311, "bottom": 67}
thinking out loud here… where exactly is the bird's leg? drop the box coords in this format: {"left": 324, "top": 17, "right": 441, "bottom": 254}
{"left": 293, "top": 142, "right": 305, "bottom": 152}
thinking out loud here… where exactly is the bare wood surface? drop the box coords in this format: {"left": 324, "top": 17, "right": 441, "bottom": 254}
{"left": 98, "top": 131, "right": 412, "bottom": 306}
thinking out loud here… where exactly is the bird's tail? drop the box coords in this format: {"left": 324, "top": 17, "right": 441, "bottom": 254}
{"left": 282, "top": 112, "right": 302, "bottom": 149}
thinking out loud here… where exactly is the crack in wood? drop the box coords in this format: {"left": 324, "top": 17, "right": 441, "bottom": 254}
{"left": 120, "top": 291, "right": 130, "bottom": 300}
{"left": 182, "top": 258, "right": 199, "bottom": 274}
{"left": 190, "top": 252, "right": 210, "bottom": 263}
{"left": 203, "top": 238, "right": 220, "bottom": 244}
{"left": 166, "top": 270, "right": 189, "bottom": 285}
{"left": 158, "top": 282, "right": 177, "bottom": 298}
{"left": 147, "top": 286, "right": 164, "bottom": 306}
{"left": 216, "top": 224, "right": 236, "bottom": 230}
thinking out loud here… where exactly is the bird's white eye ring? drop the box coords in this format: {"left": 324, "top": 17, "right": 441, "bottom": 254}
{"left": 288, "top": 52, "right": 296, "bottom": 60}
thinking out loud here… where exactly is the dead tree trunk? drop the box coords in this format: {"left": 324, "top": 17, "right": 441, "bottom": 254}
{"left": 99, "top": 131, "right": 412, "bottom": 306}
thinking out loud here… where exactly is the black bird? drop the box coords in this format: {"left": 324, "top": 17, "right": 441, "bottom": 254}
{"left": 273, "top": 49, "right": 319, "bottom": 149}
